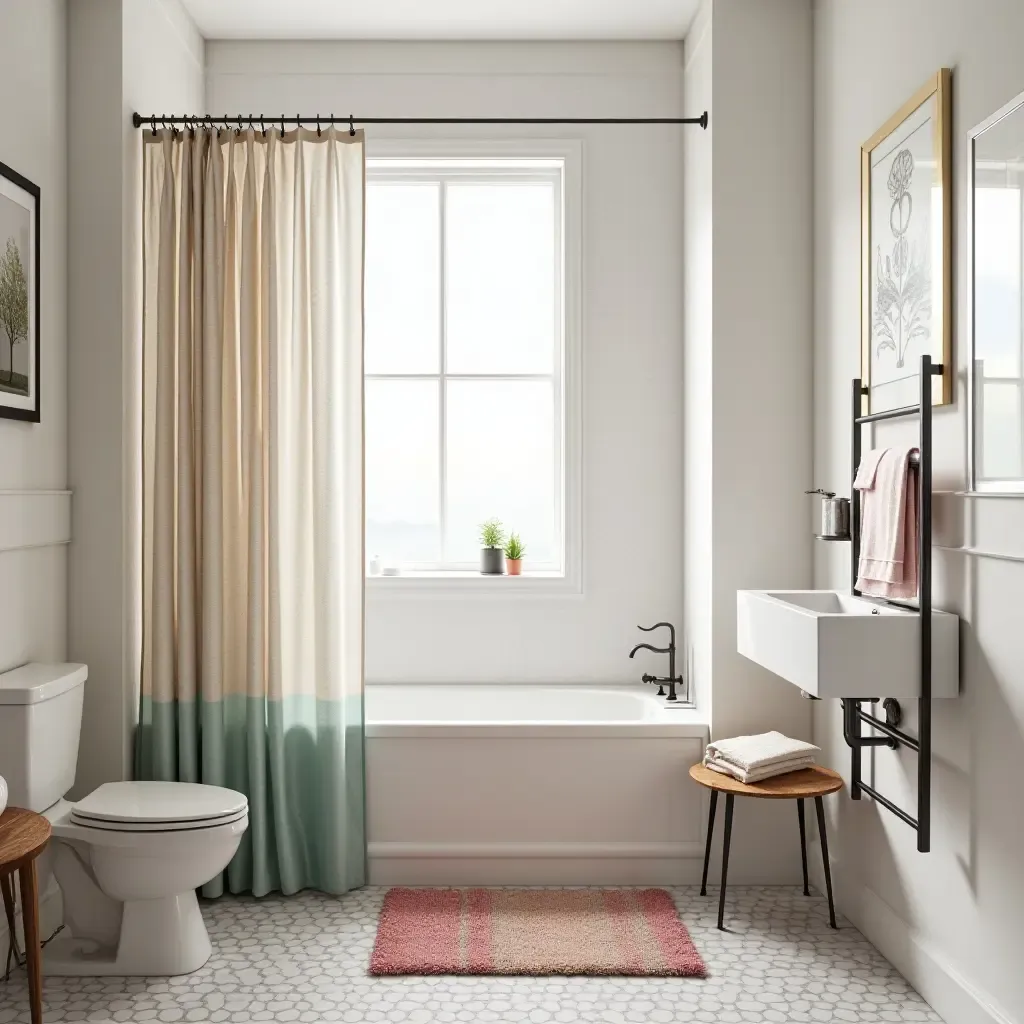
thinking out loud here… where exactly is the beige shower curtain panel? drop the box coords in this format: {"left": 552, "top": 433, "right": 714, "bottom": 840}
{"left": 139, "top": 126, "right": 366, "bottom": 896}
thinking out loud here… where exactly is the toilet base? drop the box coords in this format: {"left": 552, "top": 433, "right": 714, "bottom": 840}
{"left": 45, "top": 890, "right": 212, "bottom": 976}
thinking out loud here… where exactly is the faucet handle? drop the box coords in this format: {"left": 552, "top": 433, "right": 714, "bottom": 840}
{"left": 641, "top": 673, "right": 666, "bottom": 696}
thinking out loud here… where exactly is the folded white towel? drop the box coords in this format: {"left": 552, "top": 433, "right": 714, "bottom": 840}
{"left": 705, "top": 731, "right": 820, "bottom": 772}
{"left": 704, "top": 753, "right": 816, "bottom": 784}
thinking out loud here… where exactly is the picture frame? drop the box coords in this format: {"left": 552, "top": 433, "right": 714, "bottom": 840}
{"left": 861, "top": 69, "right": 952, "bottom": 413}
{"left": 0, "top": 159, "right": 40, "bottom": 422}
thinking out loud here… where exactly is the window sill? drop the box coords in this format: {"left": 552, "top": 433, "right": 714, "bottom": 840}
{"left": 366, "top": 570, "right": 581, "bottom": 597}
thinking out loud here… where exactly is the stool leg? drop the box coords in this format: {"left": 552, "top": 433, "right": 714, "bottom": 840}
{"left": 717, "top": 793, "right": 734, "bottom": 930}
{"left": 700, "top": 790, "right": 718, "bottom": 896}
{"left": 797, "top": 798, "right": 810, "bottom": 896}
{"left": 1, "top": 872, "right": 19, "bottom": 963}
{"left": 19, "top": 859, "right": 42, "bottom": 1024}
{"left": 814, "top": 796, "right": 837, "bottom": 929}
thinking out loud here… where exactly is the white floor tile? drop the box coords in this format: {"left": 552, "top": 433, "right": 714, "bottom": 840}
{"left": 0, "top": 887, "right": 941, "bottom": 1023}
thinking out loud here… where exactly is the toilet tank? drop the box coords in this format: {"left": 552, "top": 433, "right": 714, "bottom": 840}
{"left": 0, "top": 663, "right": 87, "bottom": 812}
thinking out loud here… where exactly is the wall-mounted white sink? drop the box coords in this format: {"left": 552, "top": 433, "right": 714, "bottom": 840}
{"left": 736, "top": 590, "right": 959, "bottom": 698}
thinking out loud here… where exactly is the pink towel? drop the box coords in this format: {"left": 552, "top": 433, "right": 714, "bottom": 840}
{"left": 854, "top": 447, "right": 919, "bottom": 599}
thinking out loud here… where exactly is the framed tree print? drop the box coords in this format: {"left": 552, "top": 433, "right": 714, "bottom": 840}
{"left": 861, "top": 69, "right": 952, "bottom": 413}
{"left": 0, "top": 160, "right": 40, "bottom": 422}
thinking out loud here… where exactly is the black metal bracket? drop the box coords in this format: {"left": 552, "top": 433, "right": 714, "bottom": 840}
{"left": 845, "top": 355, "right": 942, "bottom": 853}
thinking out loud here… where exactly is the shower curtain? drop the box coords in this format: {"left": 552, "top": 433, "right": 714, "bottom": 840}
{"left": 137, "top": 126, "right": 366, "bottom": 897}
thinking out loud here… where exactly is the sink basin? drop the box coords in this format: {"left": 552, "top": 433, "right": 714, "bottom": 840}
{"left": 736, "top": 590, "right": 959, "bottom": 698}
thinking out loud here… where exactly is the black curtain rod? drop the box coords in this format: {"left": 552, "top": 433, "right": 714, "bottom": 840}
{"left": 132, "top": 111, "right": 709, "bottom": 130}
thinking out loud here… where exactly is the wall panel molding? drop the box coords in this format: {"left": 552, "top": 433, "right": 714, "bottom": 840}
{"left": 0, "top": 490, "right": 72, "bottom": 553}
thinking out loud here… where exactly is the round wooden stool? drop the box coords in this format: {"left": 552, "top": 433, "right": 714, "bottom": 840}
{"left": 0, "top": 807, "right": 51, "bottom": 1024}
{"left": 689, "top": 763, "right": 844, "bottom": 931}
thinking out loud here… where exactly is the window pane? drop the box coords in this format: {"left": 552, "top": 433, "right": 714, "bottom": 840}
{"left": 445, "top": 380, "right": 557, "bottom": 565}
{"left": 446, "top": 183, "right": 556, "bottom": 374}
{"left": 975, "top": 186, "right": 1022, "bottom": 377}
{"left": 365, "top": 184, "right": 440, "bottom": 374}
{"left": 980, "top": 381, "right": 1023, "bottom": 481}
{"left": 366, "top": 380, "right": 440, "bottom": 565}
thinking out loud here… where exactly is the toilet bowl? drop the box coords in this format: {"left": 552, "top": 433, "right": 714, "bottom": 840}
{"left": 44, "top": 782, "right": 248, "bottom": 975}
{"left": 0, "top": 664, "right": 249, "bottom": 977}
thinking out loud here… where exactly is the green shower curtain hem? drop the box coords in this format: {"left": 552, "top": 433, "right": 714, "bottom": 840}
{"left": 135, "top": 693, "right": 366, "bottom": 898}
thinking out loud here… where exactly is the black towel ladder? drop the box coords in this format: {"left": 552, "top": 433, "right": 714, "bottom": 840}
{"left": 842, "top": 353, "right": 943, "bottom": 853}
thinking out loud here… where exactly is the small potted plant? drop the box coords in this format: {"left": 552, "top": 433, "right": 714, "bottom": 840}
{"left": 480, "top": 518, "right": 506, "bottom": 575}
{"left": 504, "top": 533, "right": 526, "bottom": 576}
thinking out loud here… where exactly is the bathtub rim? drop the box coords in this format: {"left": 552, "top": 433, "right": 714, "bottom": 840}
{"left": 363, "top": 682, "right": 708, "bottom": 738}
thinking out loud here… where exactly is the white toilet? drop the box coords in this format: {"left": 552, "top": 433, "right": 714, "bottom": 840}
{"left": 0, "top": 663, "right": 248, "bottom": 976}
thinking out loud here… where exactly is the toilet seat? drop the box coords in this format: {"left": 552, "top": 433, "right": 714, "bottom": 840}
{"left": 70, "top": 807, "right": 249, "bottom": 832}
{"left": 69, "top": 781, "right": 248, "bottom": 833}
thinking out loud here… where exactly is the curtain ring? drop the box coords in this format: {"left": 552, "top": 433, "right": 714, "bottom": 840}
{"left": 317, "top": 114, "right": 322, "bottom": 138}
{"left": 348, "top": 114, "right": 355, "bottom": 137}
{"left": 280, "top": 114, "right": 285, "bottom": 138}
{"left": 260, "top": 115, "right": 266, "bottom": 139}
{"left": 249, "top": 115, "right": 255, "bottom": 133}
{"left": 151, "top": 115, "right": 157, "bottom": 133}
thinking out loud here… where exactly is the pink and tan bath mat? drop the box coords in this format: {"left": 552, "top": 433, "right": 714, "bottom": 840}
{"left": 369, "top": 887, "right": 707, "bottom": 977}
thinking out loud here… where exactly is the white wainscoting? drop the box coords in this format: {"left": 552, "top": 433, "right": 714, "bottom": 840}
{"left": 0, "top": 490, "right": 72, "bottom": 553}
{"left": 367, "top": 733, "right": 708, "bottom": 885}
{"left": 0, "top": 490, "right": 71, "bottom": 671}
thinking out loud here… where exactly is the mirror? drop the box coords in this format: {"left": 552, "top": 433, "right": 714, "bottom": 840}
{"left": 971, "top": 91, "right": 1024, "bottom": 492}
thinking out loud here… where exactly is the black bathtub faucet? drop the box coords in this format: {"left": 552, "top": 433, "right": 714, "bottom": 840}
{"left": 629, "top": 622, "right": 684, "bottom": 702}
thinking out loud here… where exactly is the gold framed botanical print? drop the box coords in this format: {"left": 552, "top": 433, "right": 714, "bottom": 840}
{"left": 861, "top": 69, "right": 952, "bottom": 412}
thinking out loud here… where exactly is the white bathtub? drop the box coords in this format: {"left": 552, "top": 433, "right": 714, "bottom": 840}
{"left": 365, "top": 684, "right": 709, "bottom": 885}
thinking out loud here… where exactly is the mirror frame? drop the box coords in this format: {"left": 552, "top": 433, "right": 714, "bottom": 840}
{"left": 969, "top": 88, "right": 1024, "bottom": 494}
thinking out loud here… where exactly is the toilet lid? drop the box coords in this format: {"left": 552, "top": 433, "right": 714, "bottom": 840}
{"left": 71, "top": 781, "right": 248, "bottom": 827}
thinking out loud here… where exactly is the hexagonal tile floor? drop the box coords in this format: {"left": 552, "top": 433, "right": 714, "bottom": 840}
{"left": 0, "top": 886, "right": 940, "bottom": 1022}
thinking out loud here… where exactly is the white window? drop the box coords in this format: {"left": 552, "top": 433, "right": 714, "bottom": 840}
{"left": 364, "top": 147, "right": 580, "bottom": 585}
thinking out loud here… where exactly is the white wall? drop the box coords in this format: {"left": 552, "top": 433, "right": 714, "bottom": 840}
{"left": 208, "top": 41, "right": 686, "bottom": 686}
{"left": 0, "top": 0, "right": 68, "bottom": 672}
{"left": 67, "top": 0, "right": 203, "bottom": 795}
{"left": 682, "top": 0, "right": 814, "bottom": 883}
{"left": 813, "top": 2, "right": 1024, "bottom": 1021}
{"left": 707, "top": 0, "right": 814, "bottom": 746}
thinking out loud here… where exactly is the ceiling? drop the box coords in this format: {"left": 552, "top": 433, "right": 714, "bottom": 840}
{"left": 179, "top": 0, "right": 701, "bottom": 41}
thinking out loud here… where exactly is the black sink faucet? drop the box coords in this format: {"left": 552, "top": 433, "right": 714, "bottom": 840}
{"left": 629, "top": 622, "right": 684, "bottom": 702}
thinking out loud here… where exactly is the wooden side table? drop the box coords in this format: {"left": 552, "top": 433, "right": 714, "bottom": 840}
{"left": 689, "top": 762, "right": 844, "bottom": 931}
{"left": 0, "top": 807, "right": 51, "bottom": 1024}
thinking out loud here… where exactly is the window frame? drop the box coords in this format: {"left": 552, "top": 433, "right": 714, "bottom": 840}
{"left": 364, "top": 139, "right": 582, "bottom": 595}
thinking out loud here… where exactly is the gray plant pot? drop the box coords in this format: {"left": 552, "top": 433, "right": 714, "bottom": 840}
{"left": 480, "top": 547, "right": 505, "bottom": 575}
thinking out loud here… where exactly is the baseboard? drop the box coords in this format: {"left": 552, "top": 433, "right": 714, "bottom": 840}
{"left": 367, "top": 841, "right": 706, "bottom": 885}
{"left": 0, "top": 877, "right": 62, "bottom": 954}
{"left": 840, "top": 880, "right": 1017, "bottom": 1024}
